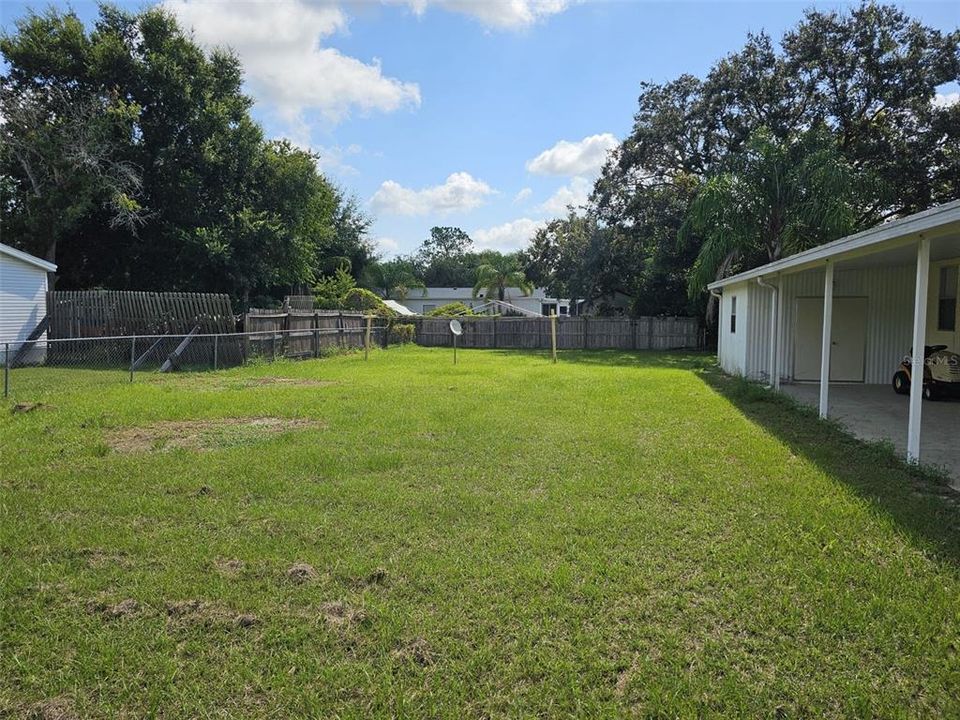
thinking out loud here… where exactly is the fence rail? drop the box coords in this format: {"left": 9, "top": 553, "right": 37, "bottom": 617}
{"left": 413, "top": 316, "right": 701, "bottom": 350}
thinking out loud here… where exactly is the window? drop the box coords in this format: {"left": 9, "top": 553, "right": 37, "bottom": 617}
{"left": 541, "top": 303, "right": 556, "bottom": 316}
{"left": 730, "top": 296, "right": 737, "bottom": 333}
{"left": 938, "top": 266, "right": 957, "bottom": 332}
{"left": 559, "top": 305, "right": 569, "bottom": 316}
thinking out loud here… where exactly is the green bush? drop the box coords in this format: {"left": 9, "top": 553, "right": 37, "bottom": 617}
{"left": 425, "top": 302, "right": 476, "bottom": 317}
{"left": 342, "top": 288, "right": 394, "bottom": 316}
{"left": 388, "top": 323, "right": 416, "bottom": 345}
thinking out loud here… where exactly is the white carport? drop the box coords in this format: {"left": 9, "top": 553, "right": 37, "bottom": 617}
{"left": 708, "top": 200, "right": 960, "bottom": 472}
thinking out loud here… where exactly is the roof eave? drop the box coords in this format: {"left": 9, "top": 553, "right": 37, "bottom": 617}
{"left": 707, "top": 200, "right": 960, "bottom": 292}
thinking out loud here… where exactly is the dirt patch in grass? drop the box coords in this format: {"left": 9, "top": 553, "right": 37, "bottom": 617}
{"left": 392, "top": 637, "right": 434, "bottom": 666}
{"left": 11, "top": 402, "right": 51, "bottom": 415}
{"left": 165, "top": 599, "right": 257, "bottom": 630}
{"left": 286, "top": 562, "right": 319, "bottom": 584}
{"left": 87, "top": 598, "right": 141, "bottom": 620}
{"left": 214, "top": 558, "right": 245, "bottom": 576}
{"left": 319, "top": 600, "right": 368, "bottom": 629}
{"left": 105, "top": 417, "right": 325, "bottom": 453}
{"left": 27, "top": 696, "right": 76, "bottom": 720}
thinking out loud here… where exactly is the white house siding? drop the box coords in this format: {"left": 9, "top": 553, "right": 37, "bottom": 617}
{"left": 717, "top": 281, "right": 750, "bottom": 375}
{"left": 750, "top": 265, "right": 916, "bottom": 384}
{"left": 0, "top": 251, "right": 50, "bottom": 364}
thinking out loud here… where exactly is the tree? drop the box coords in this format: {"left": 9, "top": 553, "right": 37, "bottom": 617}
{"left": 472, "top": 255, "right": 534, "bottom": 302}
{"left": 0, "top": 83, "right": 146, "bottom": 271}
{"left": 364, "top": 257, "right": 424, "bottom": 300}
{"left": 0, "top": 5, "right": 371, "bottom": 307}
{"left": 682, "top": 128, "right": 861, "bottom": 297}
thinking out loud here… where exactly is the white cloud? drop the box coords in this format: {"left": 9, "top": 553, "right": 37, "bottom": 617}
{"left": 370, "top": 172, "right": 495, "bottom": 216}
{"left": 165, "top": 0, "right": 421, "bottom": 127}
{"left": 526, "top": 133, "right": 618, "bottom": 177}
{"left": 472, "top": 217, "right": 544, "bottom": 251}
{"left": 933, "top": 91, "right": 959, "bottom": 109}
{"left": 513, "top": 187, "right": 533, "bottom": 204}
{"left": 388, "top": 0, "right": 571, "bottom": 30}
{"left": 374, "top": 236, "right": 400, "bottom": 255}
{"left": 538, "top": 176, "right": 591, "bottom": 215}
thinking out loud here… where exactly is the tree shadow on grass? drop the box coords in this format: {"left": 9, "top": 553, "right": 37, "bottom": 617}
{"left": 476, "top": 348, "right": 715, "bottom": 370}
{"left": 697, "top": 366, "right": 960, "bottom": 568}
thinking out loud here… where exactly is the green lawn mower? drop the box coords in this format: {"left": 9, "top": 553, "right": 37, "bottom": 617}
{"left": 892, "top": 345, "right": 960, "bottom": 400}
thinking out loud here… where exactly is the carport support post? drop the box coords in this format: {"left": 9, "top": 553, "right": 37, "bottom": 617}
{"left": 907, "top": 235, "right": 931, "bottom": 463}
{"left": 773, "top": 275, "right": 783, "bottom": 391}
{"left": 819, "top": 261, "right": 834, "bottom": 418}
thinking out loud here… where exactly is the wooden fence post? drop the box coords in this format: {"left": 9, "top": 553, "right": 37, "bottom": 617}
{"left": 583, "top": 316, "right": 589, "bottom": 350}
{"left": 550, "top": 313, "right": 558, "bottom": 363}
{"left": 338, "top": 312, "right": 344, "bottom": 349}
{"left": 365, "top": 315, "right": 372, "bottom": 360}
{"left": 492, "top": 317, "right": 498, "bottom": 349}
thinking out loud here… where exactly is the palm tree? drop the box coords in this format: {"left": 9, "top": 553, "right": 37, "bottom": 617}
{"left": 472, "top": 255, "right": 534, "bottom": 302}
{"left": 364, "top": 258, "right": 424, "bottom": 301}
{"left": 682, "top": 127, "right": 865, "bottom": 297}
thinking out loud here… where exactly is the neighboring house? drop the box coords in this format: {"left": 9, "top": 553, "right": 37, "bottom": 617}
{"left": 0, "top": 243, "right": 57, "bottom": 365}
{"left": 707, "top": 200, "right": 960, "bottom": 472}
{"left": 399, "top": 287, "right": 574, "bottom": 317}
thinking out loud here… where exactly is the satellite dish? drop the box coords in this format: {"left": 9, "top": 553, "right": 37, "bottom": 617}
{"left": 449, "top": 319, "right": 463, "bottom": 364}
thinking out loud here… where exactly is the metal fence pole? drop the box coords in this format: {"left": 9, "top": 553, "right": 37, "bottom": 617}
{"left": 213, "top": 334, "right": 219, "bottom": 371}
{"left": 129, "top": 335, "right": 136, "bottom": 382}
{"left": 3, "top": 343, "right": 9, "bottom": 397}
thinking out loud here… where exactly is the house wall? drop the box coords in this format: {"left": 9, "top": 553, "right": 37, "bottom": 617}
{"left": 717, "top": 281, "right": 750, "bottom": 375}
{"left": 0, "top": 252, "right": 49, "bottom": 363}
{"left": 736, "top": 264, "right": 916, "bottom": 384}
{"left": 401, "top": 288, "right": 569, "bottom": 316}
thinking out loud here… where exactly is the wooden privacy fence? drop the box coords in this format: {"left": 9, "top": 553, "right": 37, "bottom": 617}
{"left": 47, "top": 290, "right": 235, "bottom": 338}
{"left": 413, "top": 316, "right": 701, "bottom": 351}
{"left": 245, "top": 309, "right": 377, "bottom": 358}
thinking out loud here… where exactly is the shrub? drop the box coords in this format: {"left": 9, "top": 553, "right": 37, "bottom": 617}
{"left": 425, "top": 302, "right": 476, "bottom": 317}
{"left": 342, "top": 288, "right": 394, "bottom": 316}
{"left": 388, "top": 323, "right": 416, "bottom": 345}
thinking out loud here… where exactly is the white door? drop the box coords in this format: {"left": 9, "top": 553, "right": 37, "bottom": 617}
{"left": 794, "top": 297, "right": 868, "bottom": 382}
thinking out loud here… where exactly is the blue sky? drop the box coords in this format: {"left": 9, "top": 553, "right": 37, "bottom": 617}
{"left": 2, "top": 1, "right": 958, "bottom": 257}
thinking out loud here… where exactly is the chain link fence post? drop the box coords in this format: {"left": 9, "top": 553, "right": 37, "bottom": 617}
{"left": 3, "top": 342, "right": 9, "bottom": 398}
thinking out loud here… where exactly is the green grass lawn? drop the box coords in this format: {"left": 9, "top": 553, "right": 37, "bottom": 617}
{"left": 2, "top": 346, "right": 959, "bottom": 718}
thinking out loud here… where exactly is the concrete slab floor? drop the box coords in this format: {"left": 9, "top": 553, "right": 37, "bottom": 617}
{"left": 782, "top": 383, "right": 959, "bottom": 489}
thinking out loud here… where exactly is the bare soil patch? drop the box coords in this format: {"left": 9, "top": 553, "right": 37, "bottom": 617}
{"left": 87, "top": 598, "right": 141, "bottom": 620}
{"left": 286, "top": 562, "right": 319, "bottom": 584}
{"left": 392, "top": 637, "right": 434, "bottom": 666}
{"left": 106, "top": 417, "right": 324, "bottom": 453}
{"left": 319, "top": 600, "right": 368, "bottom": 629}
{"left": 27, "top": 696, "right": 76, "bottom": 720}
{"left": 164, "top": 599, "right": 256, "bottom": 630}
{"left": 214, "top": 558, "right": 245, "bottom": 576}
{"left": 11, "top": 402, "right": 50, "bottom": 414}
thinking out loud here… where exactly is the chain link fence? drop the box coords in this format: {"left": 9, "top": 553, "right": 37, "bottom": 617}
{"left": 2, "top": 324, "right": 390, "bottom": 398}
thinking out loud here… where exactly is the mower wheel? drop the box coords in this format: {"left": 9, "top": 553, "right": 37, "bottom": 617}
{"left": 892, "top": 371, "right": 910, "bottom": 395}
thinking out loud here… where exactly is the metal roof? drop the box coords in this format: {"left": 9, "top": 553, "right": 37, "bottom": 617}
{"left": 0, "top": 242, "right": 57, "bottom": 272}
{"left": 707, "top": 199, "right": 960, "bottom": 290}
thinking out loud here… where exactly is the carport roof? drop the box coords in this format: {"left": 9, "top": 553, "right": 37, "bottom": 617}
{"left": 707, "top": 199, "right": 960, "bottom": 291}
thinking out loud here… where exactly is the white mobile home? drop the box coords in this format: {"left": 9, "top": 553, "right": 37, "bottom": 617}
{"left": 0, "top": 243, "right": 57, "bottom": 365}
{"left": 400, "top": 287, "right": 573, "bottom": 316}
{"left": 709, "top": 201, "right": 960, "bottom": 476}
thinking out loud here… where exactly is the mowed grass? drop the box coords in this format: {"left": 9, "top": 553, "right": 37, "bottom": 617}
{"left": 2, "top": 346, "right": 959, "bottom": 718}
